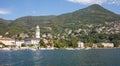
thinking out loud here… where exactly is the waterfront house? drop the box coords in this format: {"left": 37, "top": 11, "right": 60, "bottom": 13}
{"left": 24, "top": 38, "right": 40, "bottom": 45}
{"left": 101, "top": 43, "right": 114, "bottom": 48}
{"left": 78, "top": 41, "right": 84, "bottom": 48}
{"left": 0, "top": 38, "right": 15, "bottom": 47}
{"left": 15, "top": 40, "right": 24, "bottom": 47}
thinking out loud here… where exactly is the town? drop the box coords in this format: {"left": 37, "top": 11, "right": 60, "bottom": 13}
{"left": 0, "top": 21, "right": 120, "bottom": 50}
{"left": 1, "top": 4, "right": 120, "bottom": 51}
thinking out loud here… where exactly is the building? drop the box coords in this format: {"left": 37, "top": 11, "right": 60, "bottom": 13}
{"left": 24, "top": 25, "right": 40, "bottom": 45}
{"left": 78, "top": 41, "right": 84, "bottom": 48}
{"left": 42, "top": 34, "right": 47, "bottom": 38}
{"left": 36, "top": 25, "right": 40, "bottom": 38}
{"left": 24, "top": 38, "right": 40, "bottom": 45}
{"left": 0, "top": 38, "right": 15, "bottom": 47}
{"left": 15, "top": 40, "right": 24, "bottom": 47}
{"left": 101, "top": 43, "right": 114, "bottom": 48}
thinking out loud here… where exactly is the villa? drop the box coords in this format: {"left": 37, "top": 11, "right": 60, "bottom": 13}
{"left": 0, "top": 38, "right": 15, "bottom": 47}
{"left": 101, "top": 43, "right": 114, "bottom": 48}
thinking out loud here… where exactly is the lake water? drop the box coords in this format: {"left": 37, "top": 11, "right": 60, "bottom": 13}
{"left": 0, "top": 49, "right": 120, "bottom": 66}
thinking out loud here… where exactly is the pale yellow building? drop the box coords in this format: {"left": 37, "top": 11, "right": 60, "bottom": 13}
{"left": 101, "top": 43, "right": 114, "bottom": 48}
{"left": 0, "top": 38, "right": 15, "bottom": 47}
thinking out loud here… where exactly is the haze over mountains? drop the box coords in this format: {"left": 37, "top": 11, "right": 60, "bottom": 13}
{"left": 0, "top": 4, "right": 120, "bottom": 36}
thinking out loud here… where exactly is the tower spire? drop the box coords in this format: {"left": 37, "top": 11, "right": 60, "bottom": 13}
{"left": 35, "top": 25, "right": 40, "bottom": 38}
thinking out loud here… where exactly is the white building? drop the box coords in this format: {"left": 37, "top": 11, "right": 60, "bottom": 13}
{"left": 25, "top": 38, "right": 40, "bottom": 45}
{"left": 35, "top": 25, "right": 40, "bottom": 38}
{"left": 0, "top": 38, "right": 15, "bottom": 47}
{"left": 101, "top": 43, "right": 114, "bottom": 48}
{"left": 42, "top": 34, "right": 47, "bottom": 38}
{"left": 15, "top": 40, "right": 24, "bottom": 47}
{"left": 24, "top": 25, "right": 40, "bottom": 45}
{"left": 78, "top": 41, "right": 84, "bottom": 48}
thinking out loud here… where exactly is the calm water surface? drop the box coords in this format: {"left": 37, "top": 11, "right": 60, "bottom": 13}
{"left": 0, "top": 49, "right": 120, "bottom": 66}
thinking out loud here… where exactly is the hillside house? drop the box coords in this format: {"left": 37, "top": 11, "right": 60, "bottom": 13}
{"left": 101, "top": 43, "right": 114, "bottom": 48}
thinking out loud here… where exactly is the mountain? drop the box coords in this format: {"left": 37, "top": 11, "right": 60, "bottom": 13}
{"left": 7, "top": 16, "right": 56, "bottom": 36}
{"left": 0, "top": 18, "right": 9, "bottom": 35}
{"left": 55, "top": 4, "right": 120, "bottom": 24}
{"left": 10, "top": 15, "right": 55, "bottom": 27}
{"left": 48, "top": 4, "right": 120, "bottom": 32}
{"left": 1, "top": 4, "right": 120, "bottom": 36}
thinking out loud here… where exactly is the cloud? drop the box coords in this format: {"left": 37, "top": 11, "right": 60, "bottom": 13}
{"left": 67, "top": 0, "right": 106, "bottom": 4}
{"left": 107, "top": 0, "right": 120, "bottom": 5}
{"left": 0, "top": 9, "right": 11, "bottom": 15}
{"left": 67, "top": 0, "right": 120, "bottom": 5}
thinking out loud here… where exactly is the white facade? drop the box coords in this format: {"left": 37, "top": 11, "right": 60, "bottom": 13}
{"left": 0, "top": 38, "right": 15, "bottom": 46}
{"left": 78, "top": 41, "right": 84, "bottom": 48}
{"left": 35, "top": 25, "right": 40, "bottom": 38}
{"left": 15, "top": 40, "right": 24, "bottom": 47}
{"left": 101, "top": 43, "right": 114, "bottom": 48}
{"left": 25, "top": 38, "right": 40, "bottom": 44}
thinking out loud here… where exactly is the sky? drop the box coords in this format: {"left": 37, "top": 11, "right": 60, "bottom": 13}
{"left": 0, "top": 0, "right": 120, "bottom": 20}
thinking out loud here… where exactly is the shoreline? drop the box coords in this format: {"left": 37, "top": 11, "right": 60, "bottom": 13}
{"left": 0, "top": 47, "right": 120, "bottom": 51}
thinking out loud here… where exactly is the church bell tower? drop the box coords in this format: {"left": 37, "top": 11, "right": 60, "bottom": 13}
{"left": 35, "top": 25, "right": 40, "bottom": 38}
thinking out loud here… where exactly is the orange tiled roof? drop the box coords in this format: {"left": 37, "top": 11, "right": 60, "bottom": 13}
{"left": 0, "top": 38, "right": 14, "bottom": 40}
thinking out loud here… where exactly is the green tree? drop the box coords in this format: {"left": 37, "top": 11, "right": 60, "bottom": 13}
{"left": 21, "top": 43, "right": 26, "bottom": 47}
{"left": 39, "top": 39, "right": 46, "bottom": 48}
{"left": 0, "top": 41, "right": 5, "bottom": 47}
{"left": 71, "top": 38, "right": 78, "bottom": 48}
{"left": 85, "top": 42, "right": 93, "bottom": 47}
{"left": 54, "top": 39, "right": 67, "bottom": 48}
{"left": 98, "top": 44, "right": 104, "bottom": 48}
{"left": 27, "top": 44, "right": 34, "bottom": 47}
